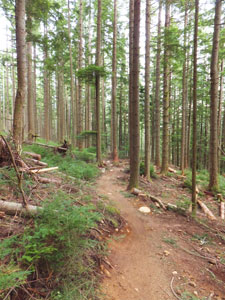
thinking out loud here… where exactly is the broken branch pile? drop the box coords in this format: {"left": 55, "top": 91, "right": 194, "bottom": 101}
{"left": 131, "top": 187, "right": 218, "bottom": 220}
{"left": 0, "top": 136, "right": 61, "bottom": 216}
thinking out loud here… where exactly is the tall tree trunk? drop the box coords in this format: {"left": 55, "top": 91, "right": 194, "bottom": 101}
{"left": 33, "top": 44, "right": 37, "bottom": 135}
{"left": 218, "top": 60, "right": 224, "bottom": 173}
{"left": 128, "top": 0, "right": 141, "bottom": 189}
{"left": 181, "top": 1, "right": 188, "bottom": 174}
{"left": 77, "top": 0, "right": 84, "bottom": 150}
{"left": 85, "top": 0, "right": 92, "bottom": 148}
{"left": 67, "top": 0, "right": 76, "bottom": 147}
{"left": 161, "top": 0, "right": 171, "bottom": 175}
{"left": 11, "top": 31, "right": 16, "bottom": 120}
{"left": 57, "top": 64, "right": 65, "bottom": 142}
{"left": 119, "top": 82, "right": 123, "bottom": 151}
{"left": 154, "top": 0, "right": 162, "bottom": 167}
{"left": 144, "top": 0, "right": 151, "bottom": 179}
{"left": 209, "top": 0, "right": 222, "bottom": 190}
{"left": 96, "top": 0, "right": 102, "bottom": 165}
{"left": 43, "top": 25, "right": 50, "bottom": 142}
{"left": 13, "top": 0, "right": 26, "bottom": 149}
{"left": 129, "top": 0, "right": 134, "bottom": 158}
{"left": 112, "top": 0, "right": 118, "bottom": 162}
{"left": 192, "top": 0, "right": 199, "bottom": 215}
{"left": 27, "top": 40, "right": 34, "bottom": 141}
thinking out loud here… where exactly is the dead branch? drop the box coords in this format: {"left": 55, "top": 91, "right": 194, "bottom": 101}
{"left": 1, "top": 135, "right": 27, "bottom": 206}
{"left": 30, "top": 167, "right": 59, "bottom": 174}
{"left": 170, "top": 277, "right": 182, "bottom": 300}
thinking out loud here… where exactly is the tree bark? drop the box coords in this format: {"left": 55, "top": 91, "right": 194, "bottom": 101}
{"left": 13, "top": 0, "right": 26, "bottom": 149}
{"left": 209, "top": 0, "right": 222, "bottom": 190}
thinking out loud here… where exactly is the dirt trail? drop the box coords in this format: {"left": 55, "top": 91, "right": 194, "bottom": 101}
{"left": 97, "top": 166, "right": 174, "bottom": 300}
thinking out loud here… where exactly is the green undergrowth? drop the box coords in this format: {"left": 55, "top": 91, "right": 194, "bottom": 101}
{"left": 0, "top": 193, "right": 103, "bottom": 299}
{"left": 22, "top": 144, "right": 99, "bottom": 181}
{"left": 139, "top": 161, "right": 157, "bottom": 178}
{"left": 180, "top": 169, "right": 225, "bottom": 196}
{"left": 0, "top": 141, "right": 122, "bottom": 299}
{"left": 181, "top": 291, "right": 207, "bottom": 300}
{"left": 0, "top": 167, "right": 34, "bottom": 197}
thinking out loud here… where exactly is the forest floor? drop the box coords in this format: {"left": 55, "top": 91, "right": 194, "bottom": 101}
{"left": 97, "top": 161, "right": 225, "bottom": 300}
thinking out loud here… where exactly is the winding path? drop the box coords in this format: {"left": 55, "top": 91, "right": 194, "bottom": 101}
{"left": 97, "top": 165, "right": 174, "bottom": 300}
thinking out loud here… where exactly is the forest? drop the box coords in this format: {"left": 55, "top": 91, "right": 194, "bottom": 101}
{"left": 0, "top": 0, "right": 225, "bottom": 299}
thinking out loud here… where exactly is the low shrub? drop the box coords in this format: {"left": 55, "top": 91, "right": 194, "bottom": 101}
{"left": 22, "top": 144, "right": 99, "bottom": 181}
{"left": 0, "top": 195, "right": 102, "bottom": 299}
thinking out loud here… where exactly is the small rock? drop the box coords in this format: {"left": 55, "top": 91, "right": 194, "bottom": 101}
{"left": 138, "top": 206, "right": 151, "bottom": 214}
{"left": 164, "top": 250, "right": 170, "bottom": 256}
{"left": 189, "top": 281, "right": 197, "bottom": 288}
{"left": 103, "top": 268, "right": 111, "bottom": 278}
{"left": 134, "top": 288, "right": 139, "bottom": 292}
{"left": 172, "top": 271, "right": 178, "bottom": 276}
{"left": 115, "top": 228, "right": 119, "bottom": 232}
{"left": 101, "top": 168, "right": 106, "bottom": 173}
{"left": 175, "top": 288, "right": 182, "bottom": 296}
{"left": 110, "top": 169, "right": 113, "bottom": 172}
{"left": 194, "top": 291, "right": 198, "bottom": 296}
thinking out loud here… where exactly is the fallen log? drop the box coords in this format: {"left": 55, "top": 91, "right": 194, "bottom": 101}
{"left": 138, "top": 192, "right": 167, "bottom": 210}
{"left": 147, "top": 194, "right": 167, "bottom": 210}
{"left": 30, "top": 167, "right": 59, "bottom": 174}
{"left": 37, "top": 177, "right": 61, "bottom": 185}
{"left": 168, "top": 167, "right": 177, "bottom": 174}
{"left": 166, "top": 203, "right": 186, "bottom": 214}
{"left": 131, "top": 188, "right": 142, "bottom": 196}
{"left": 197, "top": 199, "right": 216, "bottom": 221}
{"left": 24, "top": 151, "right": 41, "bottom": 161}
{"left": 25, "top": 158, "right": 48, "bottom": 167}
{"left": 0, "top": 200, "right": 42, "bottom": 216}
{"left": 24, "top": 142, "right": 67, "bottom": 152}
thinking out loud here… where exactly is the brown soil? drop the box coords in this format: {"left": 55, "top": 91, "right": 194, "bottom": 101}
{"left": 97, "top": 162, "right": 225, "bottom": 300}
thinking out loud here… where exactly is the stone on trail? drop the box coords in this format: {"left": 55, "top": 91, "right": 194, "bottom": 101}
{"left": 138, "top": 206, "right": 151, "bottom": 214}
